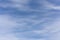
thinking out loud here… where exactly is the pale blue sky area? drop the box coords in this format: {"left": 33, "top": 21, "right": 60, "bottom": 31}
{"left": 0, "top": 0, "right": 60, "bottom": 40}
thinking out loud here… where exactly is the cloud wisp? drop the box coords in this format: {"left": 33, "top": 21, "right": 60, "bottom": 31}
{"left": 0, "top": 0, "right": 60, "bottom": 40}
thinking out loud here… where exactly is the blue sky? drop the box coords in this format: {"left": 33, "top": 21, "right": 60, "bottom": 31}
{"left": 0, "top": 0, "right": 60, "bottom": 40}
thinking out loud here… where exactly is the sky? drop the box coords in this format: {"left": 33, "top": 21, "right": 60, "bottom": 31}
{"left": 0, "top": 0, "right": 60, "bottom": 40}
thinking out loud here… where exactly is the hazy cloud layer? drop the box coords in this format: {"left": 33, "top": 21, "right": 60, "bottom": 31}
{"left": 0, "top": 0, "right": 60, "bottom": 40}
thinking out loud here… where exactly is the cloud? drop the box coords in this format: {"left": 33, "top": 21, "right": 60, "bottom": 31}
{"left": 0, "top": 34, "right": 19, "bottom": 40}
{"left": 42, "top": 0, "right": 60, "bottom": 10}
{"left": 0, "top": 10, "right": 60, "bottom": 40}
{"left": 0, "top": 0, "right": 32, "bottom": 11}
{"left": 46, "top": 18, "right": 60, "bottom": 40}
{"left": 36, "top": 15, "right": 60, "bottom": 40}
{"left": 12, "top": 13, "right": 54, "bottom": 40}
{"left": 0, "top": 14, "right": 46, "bottom": 40}
{"left": 0, "top": 0, "right": 60, "bottom": 40}
{"left": 0, "top": 14, "right": 19, "bottom": 40}
{"left": 0, "top": 0, "right": 48, "bottom": 12}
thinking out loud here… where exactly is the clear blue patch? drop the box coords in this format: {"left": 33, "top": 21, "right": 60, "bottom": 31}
{"left": 28, "top": 0, "right": 41, "bottom": 9}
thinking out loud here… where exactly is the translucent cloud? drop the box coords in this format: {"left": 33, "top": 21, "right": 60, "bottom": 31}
{"left": 0, "top": 0, "right": 30, "bottom": 11}
{"left": 47, "top": 18, "right": 60, "bottom": 40}
{"left": 0, "top": 14, "right": 47, "bottom": 40}
{"left": 0, "top": 14, "right": 19, "bottom": 40}
{"left": 43, "top": 0, "right": 60, "bottom": 10}
{"left": 0, "top": 14, "right": 16, "bottom": 32}
{"left": 0, "top": 0, "right": 60, "bottom": 40}
{"left": 0, "top": 12, "right": 60, "bottom": 40}
{"left": 0, "top": 0, "right": 46, "bottom": 12}
{"left": 0, "top": 34, "right": 19, "bottom": 40}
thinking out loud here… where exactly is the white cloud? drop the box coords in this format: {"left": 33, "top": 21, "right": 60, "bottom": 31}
{"left": 38, "top": 17, "right": 60, "bottom": 40}
{"left": 37, "top": 0, "right": 60, "bottom": 10}
{"left": 1, "top": 0, "right": 60, "bottom": 40}
{"left": 30, "top": 16, "right": 60, "bottom": 40}
{"left": 0, "top": 0, "right": 31, "bottom": 11}
{"left": 0, "top": 0, "right": 46, "bottom": 12}
{"left": 42, "top": 0, "right": 60, "bottom": 10}
{"left": 0, "top": 13, "right": 60, "bottom": 40}
{"left": 0, "top": 34, "right": 19, "bottom": 40}
{"left": 0, "top": 14, "right": 17, "bottom": 29}
{"left": 0, "top": 11, "right": 60, "bottom": 40}
{"left": 4, "top": 1, "right": 60, "bottom": 40}
{"left": 0, "top": 14, "right": 20, "bottom": 40}
{"left": 47, "top": 18, "right": 60, "bottom": 40}
{"left": 0, "top": 14, "right": 47, "bottom": 40}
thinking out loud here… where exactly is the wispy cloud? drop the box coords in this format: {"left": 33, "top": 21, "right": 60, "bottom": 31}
{"left": 0, "top": 14, "right": 19, "bottom": 40}
{"left": 0, "top": 9, "right": 60, "bottom": 40}
{"left": 0, "top": 0, "right": 30, "bottom": 11}
{"left": 0, "top": 14, "right": 46, "bottom": 40}
{"left": 0, "top": 0, "right": 60, "bottom": 40}
{"left": 42, "top": 0, "right": 60, "bottom": 10}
